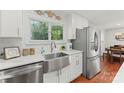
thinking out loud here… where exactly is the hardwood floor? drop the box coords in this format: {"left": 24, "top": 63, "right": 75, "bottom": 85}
{"left": 71, "top": 57, "right": 122, "bottom": 83}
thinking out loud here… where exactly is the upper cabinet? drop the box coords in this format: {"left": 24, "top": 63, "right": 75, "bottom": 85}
{"left": 0, "top": 10, "right": 22, "bottom": 38}
{"left": 67, "top": 13, "right": 88, "bottom": 39}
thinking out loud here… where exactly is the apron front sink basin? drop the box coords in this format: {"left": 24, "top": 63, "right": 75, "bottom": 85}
{"left": 43, "top": 52, "right": 70, "bottom": 73}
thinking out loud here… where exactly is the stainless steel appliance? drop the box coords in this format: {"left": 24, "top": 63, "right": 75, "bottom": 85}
{"left": 72, "top": 27, "right": 101, "bottom": 79}
{"left": 0, "top": 62, "right": 43, "bottom": 83}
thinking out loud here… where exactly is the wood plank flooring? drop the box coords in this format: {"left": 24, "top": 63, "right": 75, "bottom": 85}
{"left": 71, "top": 57, "right": 122, "bottom": 83}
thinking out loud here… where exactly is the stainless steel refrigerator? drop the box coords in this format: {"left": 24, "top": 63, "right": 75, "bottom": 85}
{"left": 72, "top": 27, "right": 101, "bottom": 79}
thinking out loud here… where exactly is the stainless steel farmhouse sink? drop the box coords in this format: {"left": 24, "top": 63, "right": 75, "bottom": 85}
{"left": 43, "top": 52, "right": 70, "bottom": 73}
{"left": 44, "top": 52, "right": 68, "bottom": 60}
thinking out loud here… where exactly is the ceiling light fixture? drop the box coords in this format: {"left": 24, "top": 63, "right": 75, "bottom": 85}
{"left": 117, "top": 24, "right": 121, "bottom": 26}
{"left": 34, "top": 10, "right": 62, "bottom": 21}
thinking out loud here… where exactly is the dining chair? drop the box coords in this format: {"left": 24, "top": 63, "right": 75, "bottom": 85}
{"left": 110, "top": 48, "right": 123, "bottom": 63}
{"left": 103, "top": 48, "right": 110, "bottom": 61}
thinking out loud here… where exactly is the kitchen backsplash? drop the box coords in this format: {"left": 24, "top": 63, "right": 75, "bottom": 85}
{"left": 0, "top": 38, "right": 68, "bottom": 56}
{"left": 0, "top": 38, "right": 22, "bottom": 54}
{"left": 23, "top": 43, "right": 67, "bottom": 55}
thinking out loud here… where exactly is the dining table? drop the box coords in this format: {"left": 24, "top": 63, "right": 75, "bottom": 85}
{"left": 105, "top": 47, "right": 124, "bottom": 63}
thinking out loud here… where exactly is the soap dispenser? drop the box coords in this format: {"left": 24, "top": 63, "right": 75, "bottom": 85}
{"left": 40, "top": 47, "right": 45, "bottom": 55}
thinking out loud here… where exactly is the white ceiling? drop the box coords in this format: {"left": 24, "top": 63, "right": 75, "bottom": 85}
{"left": 76, "top": 10, "right": 124, "bottom": 30}
{"left": 55, "top": 10, "right": 124, "bottom": 30}
{"left": 76, "top": 10, "right": 124, "bottom": 24}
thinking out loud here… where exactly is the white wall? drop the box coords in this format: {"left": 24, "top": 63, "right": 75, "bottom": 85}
{"left": 104, "top": 28, "right": 124, "bottom": 48}
{"left": 0, "top": 38, "right": 21, "bottom": 54}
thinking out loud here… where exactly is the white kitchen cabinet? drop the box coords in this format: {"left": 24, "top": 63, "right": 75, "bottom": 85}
{"left": 0, "top": 10, "right": 22, "bottom": 37}
{"left": 59, "top": 66, "right": 71, "bottom": 83}
{"left": 43, "top": 71, "right": 58, "bottom": 83}
{"left": 43, "top": 66, "right": 71, "bottom": 83}
{"left": 67, "top": 14, "right": 76, "bottom": 39}
{"left": 70, "top": 53, "right": 83, "bottom": 81}
{"left": 67, "top": 13, "right": 88, "bottom": 39}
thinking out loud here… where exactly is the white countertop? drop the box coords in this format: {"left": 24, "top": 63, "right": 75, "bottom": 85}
{"left": 0, "top": 55, "right": 45, "bottom": 71}
{"left": 63, "top": 49, "right": 83, "bottom": 55}
{"left": 0, "top": 50, "right": 82, "bottom": 71}
{"left": 113, "top": 62, "right": 124, "bottom": 83}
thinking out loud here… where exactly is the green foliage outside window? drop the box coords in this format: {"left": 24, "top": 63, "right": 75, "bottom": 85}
{"left": 51, "top": 25, "right": 63, "bottom": 40}
{"left": 31, "top": 20, "right": 63, "bottom": 40}
{"left": 31, "top": 20, "right": 48, "bottom": 40}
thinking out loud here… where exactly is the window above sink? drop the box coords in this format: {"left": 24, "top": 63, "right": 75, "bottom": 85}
{"left": 23, "top": 11, "right": 67, "bottom": 45}
{"left": 30, "top": 19, "right": 63, "bottom": 41}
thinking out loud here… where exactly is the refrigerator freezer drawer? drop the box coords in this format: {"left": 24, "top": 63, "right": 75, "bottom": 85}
{"left": 86, "top": 57, "right": 101, "bottom": 79}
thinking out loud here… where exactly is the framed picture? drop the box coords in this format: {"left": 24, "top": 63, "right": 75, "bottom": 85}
{"left": 4, "top": 47, "right": 21, "bottom": 60}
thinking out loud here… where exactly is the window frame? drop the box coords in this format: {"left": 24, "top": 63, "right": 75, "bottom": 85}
{"left": 29, "top": 18, "right": 64, "bottom": 44}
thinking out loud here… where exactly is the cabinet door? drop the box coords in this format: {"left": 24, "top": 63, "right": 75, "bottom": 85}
{"left": 43, "top": 71, "right": 59, "bottom": 83}
{"left": 73, "top": 14, "right": 88, "bottom": 29}
{"left": 70, "top": 53, "right": 83, "bottom": 81}
{"left": 75, "top": 14, "right": 88, "bottom": 29}
{"left": 67, "top": 13, "right": 88, "bottom": 39}
{"left": 0, "top": 10, "right": 22, "bottom": 37}
{"left": 70, "top": 55, "right": 77, "bottom": 80}
{"left": 71, "top": 14, "right": 77, "bottom": 39}
{"left": 74, "top": 53, "right": 82, "bottom": 77}
{"left": 67, "top": 14, "right": 76, "bottom": 39}
{"left": 59, "top": 66, "right": 71, "bottom": 83}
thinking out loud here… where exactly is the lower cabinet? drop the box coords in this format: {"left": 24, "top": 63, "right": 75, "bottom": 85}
{"left": 43, "top": 71, "right": 58, "bottom": 83}
{"left": 43, "top": 52, "right": 83, "bottom": 83}
{"left": 70, "top": 53, "right": 83, "bottom": 81}
{"left": 43, "top": 66, "right": 71, "bottom": 83}
{"left": 59, "top": 66, "right": 71, "bottom": 83}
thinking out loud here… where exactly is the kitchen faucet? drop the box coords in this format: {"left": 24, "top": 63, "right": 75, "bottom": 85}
{"left": 51, "top": 41, "right": 56, "bottom": 53}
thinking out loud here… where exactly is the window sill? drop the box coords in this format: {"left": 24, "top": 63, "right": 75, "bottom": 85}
{"left": 25, "top": 40, "right": 67, "bottom": 45}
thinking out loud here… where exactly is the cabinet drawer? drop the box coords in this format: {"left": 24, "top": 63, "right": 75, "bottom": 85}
{"left": 70, "top": 53, "right": 82, "bottom": 64}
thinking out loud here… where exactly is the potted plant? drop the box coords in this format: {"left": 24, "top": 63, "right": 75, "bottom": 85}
{"left": 60, "top": 45, "right": 65, "bottom": 51}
